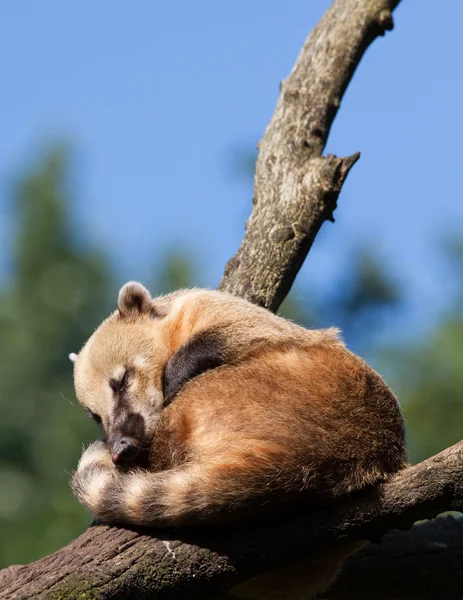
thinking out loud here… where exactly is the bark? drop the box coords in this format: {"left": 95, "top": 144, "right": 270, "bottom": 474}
{"left": 1, "top": 441, "right": 463, "bottom": 599}
{"left": 218, "top": 0, "right": 399, "bottom": 311}
{"left": 5, "top": 0, "right": 459, "bottom": 599}
{"left": 329, "top": 517, "right": 463, "bottom": 600}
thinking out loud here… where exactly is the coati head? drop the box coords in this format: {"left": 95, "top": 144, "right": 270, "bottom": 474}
{"left": 71, "top": 282, "right": 173, "bottom": 466}
{"left": 71, "top": 281, "right": 285, "bottom": 467}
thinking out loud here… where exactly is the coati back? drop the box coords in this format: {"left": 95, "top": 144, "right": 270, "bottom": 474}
{"left": 72, "top": 281, "right": 406, "bottom": 528}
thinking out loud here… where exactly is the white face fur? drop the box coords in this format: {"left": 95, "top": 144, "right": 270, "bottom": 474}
{"left": 71, "top": 288, "right": 171, "bottom": 465}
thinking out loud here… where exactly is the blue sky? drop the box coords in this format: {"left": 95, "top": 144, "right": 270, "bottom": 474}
{"left": 0, "top": 1, "right": 462, "bottom": 332}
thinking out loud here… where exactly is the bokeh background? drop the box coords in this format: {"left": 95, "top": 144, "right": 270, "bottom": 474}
{"left": 1, "top": 0, "right": 462, "bottom": 567}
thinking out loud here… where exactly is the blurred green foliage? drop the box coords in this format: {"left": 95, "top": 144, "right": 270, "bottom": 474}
{"left": 0, "top": 145, "right": 462, "bottom": 568}
{"left": 383, "top": 313, "right": 463, "bottom": 464}
{"left": 0, "top": 148, "right": 114, "bottom": 566}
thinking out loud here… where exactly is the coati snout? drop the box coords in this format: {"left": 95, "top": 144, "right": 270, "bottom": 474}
{"left": 107, "top": 411, "right": 148, "bottom": 465}
{"left": 108, "top": 435, "right": 140, "bottom": 465}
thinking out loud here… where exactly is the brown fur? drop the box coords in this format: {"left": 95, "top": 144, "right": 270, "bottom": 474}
{"left": 71, "top": 282, "right": 407, "bottom": 597}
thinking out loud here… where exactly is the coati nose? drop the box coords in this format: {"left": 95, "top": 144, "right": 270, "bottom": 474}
{"left": 108, "top": 436, "right": 141, "bottom": 465}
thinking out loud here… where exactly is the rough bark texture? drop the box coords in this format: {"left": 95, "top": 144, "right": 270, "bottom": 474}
{"left": 5, "top": 0, "right": 460, "bottom": 599}
{"left": 1, "top": 441, "right": 463, "bottom": 599}
{"left": 218, "top": 0, "right": 399, "bottom": 312}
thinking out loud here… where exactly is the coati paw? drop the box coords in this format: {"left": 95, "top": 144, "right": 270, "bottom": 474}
{"left": 72, "top": 440, "right": 116, "bottom": 513}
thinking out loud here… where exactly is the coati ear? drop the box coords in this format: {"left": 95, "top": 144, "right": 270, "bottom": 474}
{"left": 69, "top": 353, "right": 78, "bottom": 363}
{"left": 163, "top": 330, "right": 228, "bottom": 406}
{"left": 118, "top": 282, "right": 154, "bottom": 318}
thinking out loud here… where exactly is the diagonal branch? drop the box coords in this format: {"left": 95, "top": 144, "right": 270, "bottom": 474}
{"left": 219, "top": 0, "right": 400, "bottom": 311}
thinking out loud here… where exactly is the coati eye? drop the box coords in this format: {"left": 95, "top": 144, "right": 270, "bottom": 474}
{"left": 86, "top": 409, "right": 102, "bottom": 426}
{"left": 109, "top": 370, "right": 129, "bottom": 394}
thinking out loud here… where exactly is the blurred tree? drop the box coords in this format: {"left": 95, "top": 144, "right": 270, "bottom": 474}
{"left": 151, "top": 249, "right": 197, "bottom": 294}
{"left": 319, "top": 247, "right": 401, "bottom": 354}
{"left": 387, "top": 319, "right": 463, "bottom": 464}
{"left": 0, "top": 146, "right": 202, "bottom": 568}
{"left": 382, "top": 239, "right": 463, "bottom": 465}
{"left": 0, "top": 147, "right": 113, "bottom": 567}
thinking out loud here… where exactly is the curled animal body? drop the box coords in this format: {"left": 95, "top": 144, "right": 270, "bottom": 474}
{"left": 71, "top": 282, "right": 407, "bottom": 598}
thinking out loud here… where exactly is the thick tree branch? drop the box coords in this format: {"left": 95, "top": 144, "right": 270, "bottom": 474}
{"left": 1, "top": 441, "right": 463, "bottom": 599}
{"left": 219, "top": 0, "right": 400, "bottom": 311}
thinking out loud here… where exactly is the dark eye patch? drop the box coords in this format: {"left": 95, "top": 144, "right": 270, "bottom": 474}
{"left": 85, "top": 408, "right": 102, "bottom": 427}
{"left": 109, "top": 370, "right": 129, "bottom": 394}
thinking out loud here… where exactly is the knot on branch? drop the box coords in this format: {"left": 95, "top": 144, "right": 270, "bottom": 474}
{"left": 270, "top": 226, "right": 296, "bottom": 244}
{"left": 300, "top": 153, "right": 360, "bottom": 224}
{"left": 377, "top": 9, "right": 394, "bottom": 34}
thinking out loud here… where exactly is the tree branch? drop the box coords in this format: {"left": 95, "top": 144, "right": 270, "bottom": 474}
{"left": 1, "top": 441, "right": 463, "bottom": 599}
{"left": 219, "top": 0, "right": 399, "bottom": 311}
{"left": 330, "top": 517, "right": 463, "bottom": 599}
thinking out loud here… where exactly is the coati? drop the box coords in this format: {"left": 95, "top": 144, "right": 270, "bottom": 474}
{"left": 71, "top": 282, "right": 406, "bottom": 596}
